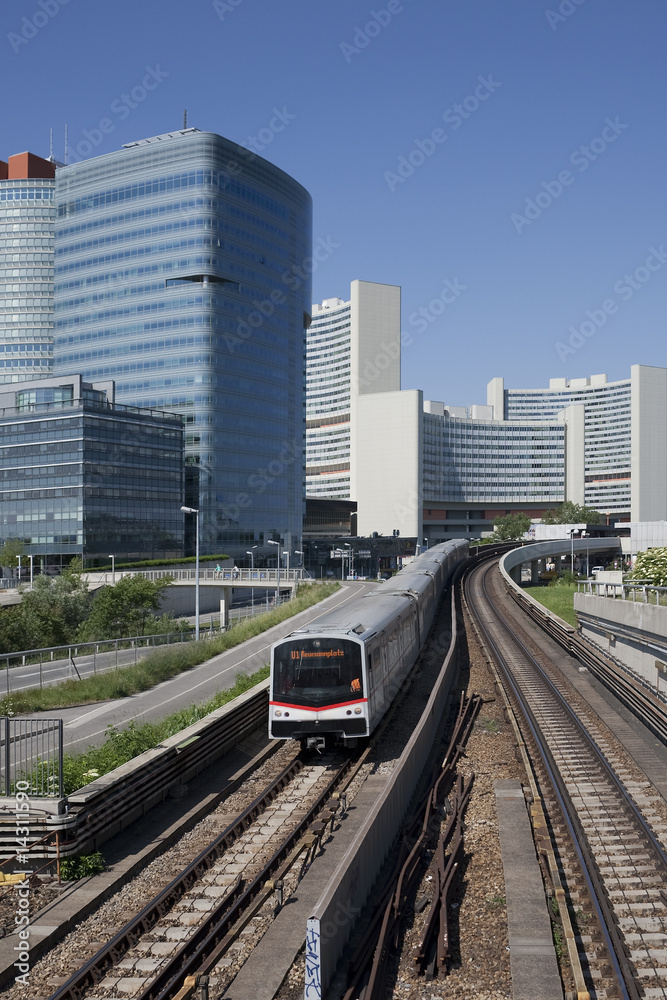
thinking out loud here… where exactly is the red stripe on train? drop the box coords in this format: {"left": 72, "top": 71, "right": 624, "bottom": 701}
{"left": 269, "top": 698, "right": 368, "bottom": 712}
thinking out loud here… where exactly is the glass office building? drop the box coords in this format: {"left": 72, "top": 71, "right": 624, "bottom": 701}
{"left": 53, "top": 129, "right": 312, "bottom": 558}
{"left": 0, "top": 152, "right": 57, "bottom": 380}
{"left": 0, "top": 375, "right": 184, "bottom": 564}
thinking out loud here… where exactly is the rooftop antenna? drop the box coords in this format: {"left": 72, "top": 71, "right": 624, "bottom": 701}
{"left": 64, "top": 123, "right": 68, "bottom": 165}
{"left": 183, "top": 109, "right": 187, "bottom": 129}
{"left": 49, "top": 128, "right": 53, "bottom": 160}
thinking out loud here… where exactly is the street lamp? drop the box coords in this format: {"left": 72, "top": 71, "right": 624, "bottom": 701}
{"left": 17, "top": 555, "right": 21, "bottom": 586}
{"left": 28, "top": 554, "right": 34, "bottom": 588}
{"left": 295, "top": 549, "right": 304, "bottom": 576}
{"left": 246, "top": 546, "right": 257, "bottom": 611}
{"left": 109, "top": 554, "right": 115, "bottom": 585}
{"left": 267, "top": 539, "right": 281, "bottom": 607}
{"left": 181, "top": 506, "right": 200, "bottom": 640}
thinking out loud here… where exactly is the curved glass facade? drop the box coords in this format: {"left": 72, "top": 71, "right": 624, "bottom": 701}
{"left": 0, "top": 178, "right": 55, "bottom": 379}
{"left": 53, "top": 130, "right": 312, "bottom": 556}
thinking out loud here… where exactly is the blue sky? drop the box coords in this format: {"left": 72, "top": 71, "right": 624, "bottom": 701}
{"left": 3, "top": 0, "right": 666, "bottom": 406}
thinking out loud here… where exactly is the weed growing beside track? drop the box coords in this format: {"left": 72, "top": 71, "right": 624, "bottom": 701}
{"left": 0, "top": 582, "right": 339, "bottom": 716}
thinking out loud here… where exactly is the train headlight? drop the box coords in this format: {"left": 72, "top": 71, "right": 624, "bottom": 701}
{"left": 274, "top": 710, "right": 282, "bottom": 717}
{"left": 354, "top": 707, "right": 362, "bottom": 715}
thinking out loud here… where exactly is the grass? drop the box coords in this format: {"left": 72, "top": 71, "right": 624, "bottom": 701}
{"left": 59, "top": 665, "right": 270, "bottom": 794}
{"left": 523, "top": 581, "right": 578, "bottom": 628}
{"left": 0, "top": 581, "right": 339, "bottom": 716}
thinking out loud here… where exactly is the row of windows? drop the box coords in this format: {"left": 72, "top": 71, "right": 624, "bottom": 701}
{"left": 0, "top": 187, "right": 54, "bottom": 202}
{"left": 58, "top": 170, "right": 290, "bottom": 224}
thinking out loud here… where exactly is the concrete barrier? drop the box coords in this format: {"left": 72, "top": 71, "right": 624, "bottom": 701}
{"left": 305, "top": 588, "right": 460, "bottom": 998}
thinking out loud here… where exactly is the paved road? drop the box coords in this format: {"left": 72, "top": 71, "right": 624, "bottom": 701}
{"left": 24, "top": 582, "right": 377, "bottom": 753}
{"left": 2, "top": 597, "right": 291, "bottom": 695}
{"left": 2, "top": 643, "right": 169, "bottom": 694}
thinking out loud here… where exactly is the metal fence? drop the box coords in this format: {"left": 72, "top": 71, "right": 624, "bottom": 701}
{"left": 1, "top": 717, "right": 63, "bottom": 796}
{"left": 1, "top": 629, "right": 201, "bottom": 696}
{"left": 577, "top": 581, "right": 667, "bottom": 605}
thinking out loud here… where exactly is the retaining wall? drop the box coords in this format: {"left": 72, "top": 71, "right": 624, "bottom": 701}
{"left": 574, "top": 593, "right": 667, "bottom": 693}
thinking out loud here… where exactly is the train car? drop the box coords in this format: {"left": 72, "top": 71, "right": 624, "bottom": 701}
{"left": 269, "top": 540, "right": 468, "bottom": 749}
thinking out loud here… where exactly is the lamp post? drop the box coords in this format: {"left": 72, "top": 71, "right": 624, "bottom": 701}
{"left": 109, "top": 554, "right": 115, "bottom": 585}
{"left": 268, "top": 539, "right": 280, "bottom": 607}
{"left": 181, "top": 506, "right": 200, "bottom": 640}
{"left": 17, "top": 555, "right": 21, "bottom": 586}
{"left": 246, "top": 546, "right": 257, "bottom": 611}
{"left": 345, "top": 542, "right": 352, "bottom": 579}
{"left": 569, "top": 529, "right": 576, "bottom": 575}
{"left": 295, "top": 549, "right": 303, "bottom": 578}
{"left": 28, "top": 554, "right": 34, "bottom": 588}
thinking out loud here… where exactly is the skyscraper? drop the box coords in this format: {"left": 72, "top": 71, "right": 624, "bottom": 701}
{"left": 0, "top": 151, "right": 56, "bottom": 381}
{"left": 306, "top": 280, "right": 401, "bottom": 499}
{"left": 53, "top": 129, "right": 312, "bottom": 559}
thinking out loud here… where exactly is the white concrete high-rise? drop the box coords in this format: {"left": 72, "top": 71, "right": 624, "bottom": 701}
{"left": 306, "top": 280, "right": 401, "bottom": 499}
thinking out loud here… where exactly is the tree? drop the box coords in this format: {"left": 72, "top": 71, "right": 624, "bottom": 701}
{"left": 628, "top": 548, "right": 667, "bottom": 587}
{"left": 492, "top": 512, "right": 532, "bottom": 541}
{"left": 77, "top": 575, "right": 176, "bottom": 641}
{"left": 541, "top": 502, "right": 601, "bottom": 525}
{"left": 19, "top": 569, "right": 92, "bottom": 649}
{"left": 0, "top": 539, "right": 24, "bottom": 577}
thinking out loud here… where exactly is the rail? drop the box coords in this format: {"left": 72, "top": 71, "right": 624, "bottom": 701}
{"left": 84, "top": 567, "right": 306, "bottom": 586}
{"left": 577, "top": 580, "right": 667, "bottom": 605}
{"left": 0, "top": 681, "right": 270, "bottom": 861}
{"left": 499, "top": 549, "right": 667, "bottom": 748}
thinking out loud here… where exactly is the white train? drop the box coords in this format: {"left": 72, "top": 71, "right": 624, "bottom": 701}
{"left": 269, "top": 540, "right": 468, "bottom": 749}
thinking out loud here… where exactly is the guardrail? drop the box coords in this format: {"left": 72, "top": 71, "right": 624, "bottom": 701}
{"left": 1, "top": 629, "right": 204, "bottom": 695}
{"left": 0, "top": 681, "right": 270, "bottom": 861}
{"left": 306, "top": 560, "right": 468, "bottom": 997}
{"left": 499, "top": 548, "right": 667, "bottom": 746}
{"left": 577, "top": 580, "right": 667, "bottom": 605}
{"left": 1, "top": 591, "right": 300, "bottom": 695}
{"left": 84, "top": 567, "right": 306, "bottom": 586}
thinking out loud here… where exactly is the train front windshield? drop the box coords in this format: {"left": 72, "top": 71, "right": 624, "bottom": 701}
{"left": 272, "top": 638, "right": 363, "bottom": 708}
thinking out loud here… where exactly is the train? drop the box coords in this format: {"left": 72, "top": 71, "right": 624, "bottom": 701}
{"left": 268, "top": 539, "right": 468, "bottom": 750}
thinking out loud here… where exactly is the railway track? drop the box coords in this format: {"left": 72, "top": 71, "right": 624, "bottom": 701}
{"left": 466, "top": 558, "right": 667, "bottom": 1000}
{"left": 39, "top": 745, "right": 368, "bottom": 1000}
